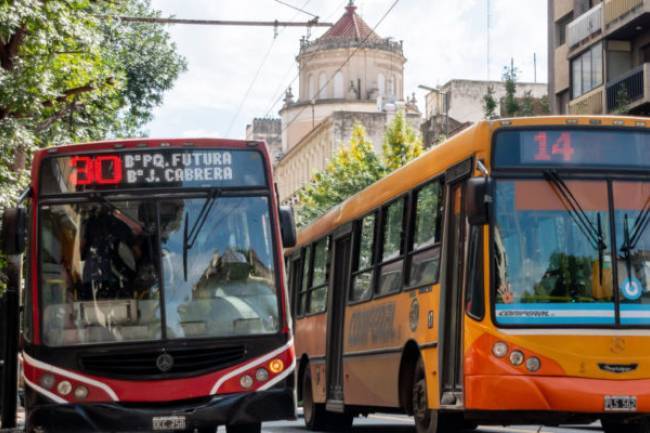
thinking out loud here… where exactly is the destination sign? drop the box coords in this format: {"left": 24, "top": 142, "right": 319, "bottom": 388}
{"left": 40, "top": 149, "right": 267, "bottom": 195}
{"left": 494, "top": 129, "right": 650, "bottom": 169}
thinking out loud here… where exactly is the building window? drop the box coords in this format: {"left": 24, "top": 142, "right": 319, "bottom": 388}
{"left": 555, "top": 12, "right": 573, "bottom": 46}
{"left": 308, "top": 74, "right": 315, "bottom": 100}
{"left": 377, "top": 73, "right": 385, "bottom": 96}
{"left": 387, "top": 75, "right": 395, "bottom": 97}
{"left": 334, "top": 72, "right": 344, "bottom": 98}
{"left": 571, "top": 42, "right": 602, "bottom": 99}
{"left": 319, "top": 72, "right": 327, "bottom": 99}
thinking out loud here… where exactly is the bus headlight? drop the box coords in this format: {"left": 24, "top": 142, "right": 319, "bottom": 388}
{"left": 74, "top": 385, "right": 89, "bottom": 400}
{"left": 269, "top": 359, "right": 284, "bottom": 373}
{"left": 256, "top": 368, "right": 269, "bottom": 382}
{"left": 40, "top": 374, "right": 55, "bottom": 389}
{"left": 240, "top": 375, "right": 254, "bottom": 389}
{"left": 526, "top": 357, "right": 541, "bottom": 372}
{"left": 509, "top": 350, "right": 525, "bottom": 366}
{"left": 57, "top": 380, "right": 72, "bottom": 396}
{"left": 492, "top": 342, "right": 508, "bottom": 358}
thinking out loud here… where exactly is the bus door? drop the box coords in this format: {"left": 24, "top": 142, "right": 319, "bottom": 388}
{"left": 325, "top": 228, "right": 353, "bottom": 412}
{"left": 439, "top": 159, "right": 472, "bottom": 408}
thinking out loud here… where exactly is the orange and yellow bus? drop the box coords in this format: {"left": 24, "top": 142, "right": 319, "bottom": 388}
{"left": 286, "top": 116, "right": 650, "bottom": 433}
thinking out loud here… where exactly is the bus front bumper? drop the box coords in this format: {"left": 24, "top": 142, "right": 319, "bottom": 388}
{"left": 466, "top": 375, "right": 650, "bottom": 414}
{"left": 25, "top": 388, "right": 296, "bottom": 433}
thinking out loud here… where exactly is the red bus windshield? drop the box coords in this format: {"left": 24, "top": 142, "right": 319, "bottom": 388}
{"left": 38, "top": 149, "right": 280, "bottom": 347}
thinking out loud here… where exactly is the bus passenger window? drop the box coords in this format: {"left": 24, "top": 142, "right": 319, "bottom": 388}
{"left": 351, "top": 213, "right": 376, "bottom": 302}
{"left": 378, "top": 199, "right": 406, "bottom": 295}
{"left": 306, "top": 238, "right": 329, "bottom": 314}
{"left": 408, "top": 181, "right": 443, "bottom": 288}
{"left": 297, "top": 246, "right": 312, "bottom": 316}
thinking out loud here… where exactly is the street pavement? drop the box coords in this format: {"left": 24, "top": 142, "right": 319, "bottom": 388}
{"left": 258, "top": 413, "right": 604, "bottom": 433}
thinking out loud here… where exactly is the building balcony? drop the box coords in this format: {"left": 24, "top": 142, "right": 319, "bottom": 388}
{"left": 569, "top": 86, "right": 604, "bottom": 114}
{"left": 604, "top": 0, "right": 645, "bottom": 28}
{"left": 606, "top": 63, "right": 650, "bottom": 112}
{"left": 567, "top": 3, "right": 603, "bottom": 47}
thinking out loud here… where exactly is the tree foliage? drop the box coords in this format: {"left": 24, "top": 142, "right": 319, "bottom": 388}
{"left": 296, "top": 111, "right": 423, "bottom": 226}
{"left": 0, "top": 0, "right": 186, "bottom": 209}
{"left": 502, "top": 63, "right": 520, "bottom": 117}
{"left": 296, "top": 123, "right": 383, "bottom": 226}
{"left": 482, "top": 85, "right": 497, "bottom": 119}
{"left": 382, "top": 109, "right": 423, "bottom": 172}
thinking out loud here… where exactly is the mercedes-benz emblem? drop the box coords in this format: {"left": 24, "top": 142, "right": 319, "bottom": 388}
{"left": 156, "top": 353, "right": 174, "bottom": 372}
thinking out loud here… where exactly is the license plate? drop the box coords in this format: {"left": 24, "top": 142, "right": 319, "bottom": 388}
{"left": 152, "top": 415, "right": 186, "bottom": 431}
{"left": 605, "top": 395, "right": 637, "bottom": 412}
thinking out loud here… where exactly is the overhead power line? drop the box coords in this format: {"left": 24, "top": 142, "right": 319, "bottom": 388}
{"left": 281, "top": 0, "right": 401, "bottom": 134}
{"left": 273, "top": 0, "right": 318, "bottom": 19}
{"left": 100, "top": 15, "right": 333, "bottom": 28}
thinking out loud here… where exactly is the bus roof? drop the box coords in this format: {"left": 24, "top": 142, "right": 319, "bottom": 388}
{"left": 291, "top": 115, "right": 650, "bottom": 250}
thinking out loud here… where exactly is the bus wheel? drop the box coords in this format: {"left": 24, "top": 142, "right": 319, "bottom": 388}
{"left": 302, "top": 366, "right": 328, "bottom": 430}
{"left": 602, "top": 418, "right": 650, "bottom": 433}
{"left": 412, "top": 357, "right": 438, "bottom": 433}
{"left": 226, "top": 423, "right": 261, "bottom": 433}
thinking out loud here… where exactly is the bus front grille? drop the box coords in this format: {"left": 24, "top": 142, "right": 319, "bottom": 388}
{"left": 79, "top": 345, "right": 247, "bottom": 379}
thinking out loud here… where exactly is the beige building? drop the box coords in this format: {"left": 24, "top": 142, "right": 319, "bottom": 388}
{"left": 421, "top": 79, "right": 547, "bottom": 147}
{"left": 548, "top": 0, "right": 650, "bottom": 115}
{"left": 245, "top": 118, "right": 282, "bottom": 163}
{"left": 275, "top": 1, "right": 420, "bottom": 203}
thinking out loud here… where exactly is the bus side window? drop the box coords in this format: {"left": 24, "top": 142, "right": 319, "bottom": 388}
{"left": 305, "top": 238, "right": 329, "bottom": 314}
{"left": 350, "top": 213, "right": 376, "bottom": 302}
{"left": 407, "top": 181, "right": 443, "bottom": 288}
{"left": 377, "top": 197, "right": 407, "bottom": 295}
{"left": 287, "top": 255, "right": 303, "bottom": 319}
{"left": 297, "top": 246, "right": 312, "bottom": 317}
{"left": 465, "top": 226, "right": 484, "bottom": 320}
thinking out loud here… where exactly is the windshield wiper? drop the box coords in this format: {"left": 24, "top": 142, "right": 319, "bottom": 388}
{"left": 543, "top": 170, "right": 608, "bottom": 284}
{"left": 621, "top": 195, "right": 650, "bottom": 254}
{"left": 182, "top": 189, "right": 221, "bottom": 281}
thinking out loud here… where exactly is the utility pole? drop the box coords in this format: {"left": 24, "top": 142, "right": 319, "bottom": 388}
{"left": 534, "top": 52, "right": 537, "bottom": 83}
{"left": 487, "top": 0, "right": 491, "bottom": 81}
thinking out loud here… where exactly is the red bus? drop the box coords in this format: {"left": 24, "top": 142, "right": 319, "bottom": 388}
{"left": 0, "top": 138, "right": 297, "bottom": 433}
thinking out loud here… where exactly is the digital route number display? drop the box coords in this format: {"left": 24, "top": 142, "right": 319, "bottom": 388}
{"left": 494, "top": 129, "right": 650, "bottom": 169}
{"left": 40, "top": 149, "right": 267, "bottom": 195}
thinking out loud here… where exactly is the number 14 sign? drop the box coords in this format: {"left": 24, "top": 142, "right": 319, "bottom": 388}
{"left": 533, "top": 132, "right": 576, "bottom": 162}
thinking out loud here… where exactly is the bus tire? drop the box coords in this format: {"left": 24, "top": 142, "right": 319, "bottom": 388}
{"left": 226, "top": 422, "right": 261, "bottom": 433}
{"left": 302, "top": 365, "right": 328, "bottom": 431}
{"left": 412, "top": 357, "right": 439, "bottom": 433}
{"left": 602, "top": 418, "right": 650, "bottom": 433}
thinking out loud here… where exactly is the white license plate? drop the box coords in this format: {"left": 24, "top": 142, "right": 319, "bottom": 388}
{"left": 152, "top": 415, "right": 187, "bottom": 431}
{"left": 605, "top": 396, "right": 637, "bottom": 412}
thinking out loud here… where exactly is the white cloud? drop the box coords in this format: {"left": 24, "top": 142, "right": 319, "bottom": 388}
{"left": 146, "top": 0, "right": 548, "bottom": 138}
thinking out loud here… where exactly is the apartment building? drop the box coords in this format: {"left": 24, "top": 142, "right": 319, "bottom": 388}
{"left": 548, "top": 0, "right": 650, "bottom": 115}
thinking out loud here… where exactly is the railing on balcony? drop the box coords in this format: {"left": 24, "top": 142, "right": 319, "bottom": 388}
{"left": 569, "top": 87, "right": 604, "bottom": 114}
{"left": 606, "top": 64, "right": 645, "bottom": 111}
{"left": 604, "top": 0, "right": 644, "bottom": 26}
{"left": 567, "top": 3, "right": 603, "bottom": 47}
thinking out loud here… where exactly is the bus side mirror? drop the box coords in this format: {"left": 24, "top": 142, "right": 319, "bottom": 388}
{"left": 466, "top": 177, "right": 492, "bottom": 226}
{"left": 1, "top": 207, "right": 27, "bottom": 255}
{"left": 279, "top": 206, "right": 297, "bottom": 248}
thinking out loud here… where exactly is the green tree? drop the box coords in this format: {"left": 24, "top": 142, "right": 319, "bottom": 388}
{"left": 296, "top": 123, "right": 383, "bottom": 226}
{"left": 296, "top": 112, "right": 424, "bottom": 226}
{"left": 612, "top": 85, "right": 632, "bottom": 115}
{"left": 0, "top": 0, "right": 186, "bottom": 209}
{"left": 382, "top": 109, "right": 423, "bottom": 172}
{"left": 502, "top": 62, "right": 520, "bottom": 117}
{"left": 482, "top": 85, "right": 497, "bottom": 119}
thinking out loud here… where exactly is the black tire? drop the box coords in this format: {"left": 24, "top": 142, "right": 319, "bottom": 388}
{"left": 413, "top": 357, "right": 439, "bottom": 433}
{"left": 226, "top": 423, "right": 261, "bottom": 433}
{"left": 602, "top": 418, "right": 650, "bottom": 433}
{"left": 302, "top": 365, "right": 329, "bottom": 431}
{"left": 302, "top": 364, "right": 353, "bottom": 431}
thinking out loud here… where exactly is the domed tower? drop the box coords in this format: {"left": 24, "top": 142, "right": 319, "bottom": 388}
{"left": 280, "top": 0, "right": 407, "bottom": 153}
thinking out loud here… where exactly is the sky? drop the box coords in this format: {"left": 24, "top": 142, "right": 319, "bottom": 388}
{"left": 145, "top": 0, "right": 549, "bottom": 139}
